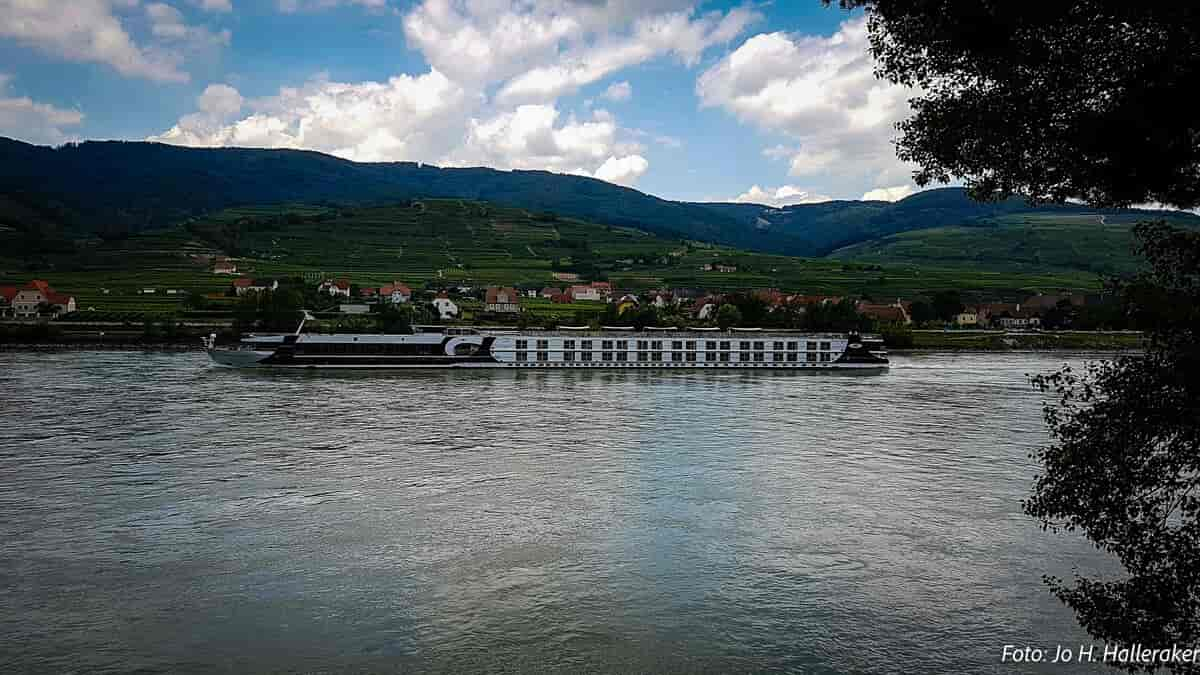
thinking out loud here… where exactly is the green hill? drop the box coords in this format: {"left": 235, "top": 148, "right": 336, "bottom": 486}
{"left": 4, "top": 138, "right": 1197, "bottom": 274}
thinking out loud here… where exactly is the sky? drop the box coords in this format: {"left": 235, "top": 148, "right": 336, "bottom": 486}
{"left": 0, "top": 0, "right": 923, "bottom": 206}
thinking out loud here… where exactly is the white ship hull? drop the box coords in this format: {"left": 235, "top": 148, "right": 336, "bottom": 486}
{"left": 206, "top": 328, "right": 889, "bottom": 370}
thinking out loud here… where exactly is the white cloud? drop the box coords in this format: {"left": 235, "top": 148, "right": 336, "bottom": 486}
{"left": 602, "top": 81, "right": 632, "bottom": 101}
{"left": 594, "top": 154, "right": 648, "bottom": 186}
{"left": 0, "top": 74, "right": 84, "bottom": 145}
{"left": 150, "top": 71, "right": 476, "bottom": 162}
{"left": 191, "top": 0, "right": 232, "bottom": 11}
{"left": 0, "top": 0, "right": 190, "bottom": 82}
{"left": 861, "top": 185, "right": 915, "bottom": 202}
{"left": 146, "top": 2, "right": 232, "bottom": 52}
{"left": 697, "top": 17, "right": 918, "bottom": 198}
{"left": 731, "top": 185, "right": 831, "bottom": 207}
{"left": 496, "top": 5, "right": 759, "bottom": 103}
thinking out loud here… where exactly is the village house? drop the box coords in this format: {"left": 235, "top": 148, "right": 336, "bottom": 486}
{"left": 552, "top": 272, "right": 579, "bottom": 282}
{"left": 648, "top": 291, "right": 672, "bottom": 308}
{"left": 380, "top": 281, "right": 412, "bottom": 304}
{"left": 993, "top": 309, "right": 1042, "bottom": 329}
{"left": 485, "top": 286, "right": 521, "bottom": 313}
{"left": 976, "top": 303, "right": 1020, "bottom": 327}
{"left": 212, "top": 258, "right": 238, "bottom": 274}
{"left": 954, "top": 308, "right": 979, "bottom": 327}
{"left": 232, "top": 278, "right": 278, "bottom": 296}
{"left": 715, "top": 264, "right": 738, "bottom": 273}
{"left": 318, "top": 279, "right": 351, "bottom": 298}
{"left": 856, "top": 300, "right": 912, "bottom": 325}
{"left": 540, "top": 286, "right": 561, "bottom": 299}
{"left": 589, "top": 281, "right": 613, "bottom": 300}
{"left": 7, "top": 280, "right": 76, "bottom": 318}
{"left": 568, "top": 285, "right": 602, "bottom": 301}
{"left": 360, "top": 287, "right": 379, "bottom": 302}
{"left": 694, "top": 300, "right": 718, "bottom": 320}
{"left": 432, "top": 292, "right": 459, "bottom": 320}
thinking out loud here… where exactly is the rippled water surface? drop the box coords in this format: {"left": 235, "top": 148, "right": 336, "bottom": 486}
{"left": 0, "top": 351, "right": 1120, "bottom": 673}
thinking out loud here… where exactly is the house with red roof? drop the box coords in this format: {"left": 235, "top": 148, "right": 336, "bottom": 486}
{"left": 380, "top": 281, "right": 412, "bottom": 304}
{"left": 318, "top": 278, "right": 351, "bottom": 298}
{"left": 857, "top": 301, "right": 911, "bottom": 326}
{"left": 0, "top": 286, "right": 18, "bottom": 318}
{"left": 9, "top": 280, "right": 75, "bottom": 317}
{"left": 539, "top": 286, "right": 562, "bottom": 299}
{"left": 231, "top": 278, "right": 278, "bottom": 296}
{"left": 568, "top": 284, "right": 601, "bottom": 301}
{"left": 432, "top": 292, "right": 459, "bottom": 320}
{"left": 485, "top": 287, "right": 521, "bottom": 313}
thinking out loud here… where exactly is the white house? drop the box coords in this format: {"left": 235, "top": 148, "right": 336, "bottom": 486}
{"left": 432, "top": 293, "right": 459, "bottom": 320}
{"left": 568, "top": 285, "right": 601, "bottom": 301}
{"left": 318, "top": 279, "right": 351, "bottom": 298}
{"left": 380, "top": 282, "right": 411, "bottom": 304}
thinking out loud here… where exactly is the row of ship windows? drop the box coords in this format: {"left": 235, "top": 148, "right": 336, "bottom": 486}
{"left": 515, "top": 351, "right": 834, "bottom": 363}
{"left": 514, "top": 339, "right": 833, "bottom": 351}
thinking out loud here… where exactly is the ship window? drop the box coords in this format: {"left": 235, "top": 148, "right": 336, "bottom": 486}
{"left": 685, "top": 341, "right": 696, "bottom": 350}
{"left": 638, "top": 351, "right": 649, "bottom": 361}
{"left": 820, "top": 352, "right": 832, "bottom": 362}
{"left": 773, "top": 352, "right": 784, "bottom": 362}
{"left": 536, "top": 339, "right": 549, "bottom": 349}
{"left": 537, "top": 351, "right": 549, "bottom": 361}
{"left": 807, "top": 341, "right": 817, "bottom": 351}
{"left": 651, "top": 340, "right": 663, "bottom": 349}
{"left": 753, "top": 341, "right": 765, "bottom": 350}
{"left": 516, "top": 339, "right": 528, "bottom": 349}
{"left": 686, "top": 352, "right": 697, "bottom": 362}
{"left": 739, "top": 341, "right": 750, "bottom": 350}
{"left": 581, "top": 352, "right": 592, "bottom": 362}
{"left": 720, "top": 341, "right": 731, "bottom": 350}
{"left": 651, "top": 351, "right": 662, "bottom": 361}
{"left": 807, "top": 352, "right": 817, "bottom": 362}
{"left": 705, "top": 351, "right": 716, "bottom": 361}
{"left": 637, "top": 340, "right": 649, "bottom": 350}
{"left": 516, "top": 351, "right": 528, "bottom": 361}
{"left": 787, "top": 352, "right": 798, "bottom": 362}
{"left": 602, "top": 352, "right": 613, "bottom": 361}
{"left": 564, "top": 340, "right": 576, "bottom": 350}
{"left": 602, "top": 340, "right": 613, "bottom": 349}
{"left": 453, "top": 343, "right": 478, "bottom": 356}
{"left": 787, "top": 341, "right": 798, "bottom": 351}
{"left": 754, "top": 352, "right": 765, "bottom": 362}
{"left": 617, "top": 340, "right": 628, "bottom": 350}
{"left": 672, "top": 340, "right": 683, "bottom": 349}
{"left": 705, "top": 341, "right": 716, "bottom": 350}
{"left": 720, "top": 352, "right": 731, "bottom": 362}
{"left": 773, "top": 341, "right": 784, "bottom": 351}
{"left": 820, "top": 341, "right": 831, "bottom": 351}
{"left": 581, "top": 340, "right": 593, "bottom": 349}
{"left": 564, "top": 351, "right": 575, "bottom": 362}
{"left": 616, "top": 352, "right": 627, "bottom": 361}
{"left": 671, "top": 351, "right": 683, "bottom": 361}
{"left": 740, "top": 350, "right": 751, "bottom": 361}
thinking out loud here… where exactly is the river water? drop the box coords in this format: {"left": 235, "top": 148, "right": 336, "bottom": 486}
{"left": 0, "top": 351, "right": 1123, "bottom": 673}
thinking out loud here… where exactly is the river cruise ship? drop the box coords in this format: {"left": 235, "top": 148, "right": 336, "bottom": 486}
{"left": 205, "top": 325, "right": 889, "bottom": 370}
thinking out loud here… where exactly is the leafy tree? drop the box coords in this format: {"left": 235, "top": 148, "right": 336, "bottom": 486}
{"left": 716, "top": 304, "right": 742, "bottom": 331}
{"left": 930, "top": 290, "right": 963, "bottom": 322}
{"left": 831, "top": 0, "right": 1200, "bottom": 658}
{"left": 908, "top": 299, "right": 936, "bottom": 326}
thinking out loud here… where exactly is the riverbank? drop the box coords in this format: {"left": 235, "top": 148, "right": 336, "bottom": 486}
{"left": 903, "top": 330, "right": 1144, "bottom": 351}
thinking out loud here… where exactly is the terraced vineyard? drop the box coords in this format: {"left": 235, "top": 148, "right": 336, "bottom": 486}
{"left": 1, "top": 199, "right": 1109, "bottom": 322}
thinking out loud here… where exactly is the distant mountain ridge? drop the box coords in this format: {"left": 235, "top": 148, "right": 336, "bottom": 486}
{"left": 3, "top": 137, "right": 1196, "bottom": 262}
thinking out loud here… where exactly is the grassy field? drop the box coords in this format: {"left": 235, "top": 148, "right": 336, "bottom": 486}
{"left": 829, "top": 213, "right": 1152, "bottom": 274}
{"left": 1, "top": 199, "right": 1110, "bottom": 321}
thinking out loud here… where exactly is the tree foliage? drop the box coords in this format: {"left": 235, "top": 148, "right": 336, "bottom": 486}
{"left": 1027, "top": 225, "right": 1200, "bottom": 665}
{"left": 833, "top": 1, "right": 1200, "bottom": 209}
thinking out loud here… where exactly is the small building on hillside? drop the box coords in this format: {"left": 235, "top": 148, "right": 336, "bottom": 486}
{"left": 568, "top": 285, "right": 601, "bottom": 301}
{"left": 380, "top": 282, "right": 412, "bottom": 304}
{"left": 540, "top": 287, "right": 562, "bottom": 299}
{"left": 857, "top": 301, "right": 911, "bottom": 326}
{"left": 955, "top": 309, "right": 979, "bottom": 327}
{"left": 232, "top": 278, "right": 278, "bottom": 296}
{"left": 552, "top": 272, "right": 579, "bottom": 282}
{"left": 994, "top": 310, "right": 1042, "bottom": 329}
{"left": 318, "top": 279, "right": 351, "bottom": 298}
{"left": 590, "top": 281, "right": 613, "bottom": 300}
{"left": 212, "top": 258, "right": 238, "bottom": 274}
{"left": 432, "top": 292, "right": 459, "bottom": 320}
{"left": 485, "top": 287, "right": 521, "bottom": 313}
